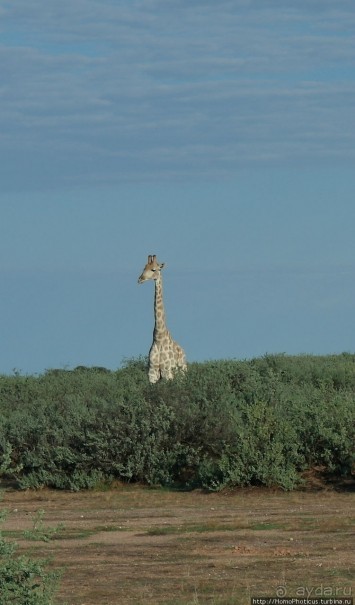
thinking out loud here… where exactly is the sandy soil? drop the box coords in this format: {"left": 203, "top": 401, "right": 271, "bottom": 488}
{"left": 1, "top": 485, "right": 354, "bottom": 604}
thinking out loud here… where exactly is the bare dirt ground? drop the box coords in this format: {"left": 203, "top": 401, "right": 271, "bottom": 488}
{"left": 1, "top": 484, "right": 354, "bottom": 604}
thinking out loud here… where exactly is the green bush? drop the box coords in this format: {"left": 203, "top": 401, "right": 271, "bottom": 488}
{"left": 0, "top": 354, "right": 354, "bottom": 491}
{"left": 0, "top": 506, "right": 61, "bottom": 605}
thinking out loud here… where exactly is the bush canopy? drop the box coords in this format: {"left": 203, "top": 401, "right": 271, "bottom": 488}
{"left": 0, "top": 354, "right": 354, "bottom": 491}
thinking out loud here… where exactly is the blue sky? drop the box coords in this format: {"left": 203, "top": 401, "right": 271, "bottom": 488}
{"left": 0, "top": 1, "right": 354, "bottom": 374}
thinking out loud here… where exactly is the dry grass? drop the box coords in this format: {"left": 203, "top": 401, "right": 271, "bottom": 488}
{"left": 2, "top": 485, "right": 354, "bottom": 604}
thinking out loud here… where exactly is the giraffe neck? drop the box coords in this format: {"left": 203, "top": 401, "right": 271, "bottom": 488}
{"left": 153, "top": 274, "right": 168, "bottom": 340}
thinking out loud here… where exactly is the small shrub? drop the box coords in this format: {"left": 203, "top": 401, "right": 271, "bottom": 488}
{"left": 0, "top": 504, "right": 61, "bottom": 605}
{"left": 23, "top": 510, "right": 65, "bottom": 543}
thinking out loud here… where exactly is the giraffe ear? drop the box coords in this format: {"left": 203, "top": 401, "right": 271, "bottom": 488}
{"left": 159, "top": 262, "right": 165, "bottom": 270}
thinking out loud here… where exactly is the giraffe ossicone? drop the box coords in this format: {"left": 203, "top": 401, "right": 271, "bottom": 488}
{"left": 138, "top": 254, "right": 187, "bottom": 383}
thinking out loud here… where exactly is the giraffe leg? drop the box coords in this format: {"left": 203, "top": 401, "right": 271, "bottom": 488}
{"left": 160, "top": 365, "right": 174, "bottom": 380}
{"left": 148, "top": 365, "right": 161, "bottom": 383}
{"left": 148, "top": 342, "right": 161, "bottom": 383}
{"left": 173, "top": 342, "right": 187, "bottom": 373}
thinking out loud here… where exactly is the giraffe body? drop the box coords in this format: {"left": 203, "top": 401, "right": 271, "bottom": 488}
{"left": 138, "top": 255, "right": 187, "bottom": 383}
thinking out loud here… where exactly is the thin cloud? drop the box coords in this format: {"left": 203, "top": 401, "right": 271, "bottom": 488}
{"left": 0, "top": 1, "right": 354, "bottom": 190}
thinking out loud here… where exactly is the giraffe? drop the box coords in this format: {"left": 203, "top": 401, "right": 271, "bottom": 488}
{"left": 138, "top": 254, "right": 187, "bottom": 383}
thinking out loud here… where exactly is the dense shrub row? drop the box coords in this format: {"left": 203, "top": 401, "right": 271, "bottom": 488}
{"left": 0, "top": 354, "right": 354, "bottom": 491}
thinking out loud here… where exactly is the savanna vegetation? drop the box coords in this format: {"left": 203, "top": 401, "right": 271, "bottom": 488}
{"left": 0, "top": 501, "right": 61, "bottom": 605}
{"left": 0, "top": 354, "right": 354, "bottom": 493}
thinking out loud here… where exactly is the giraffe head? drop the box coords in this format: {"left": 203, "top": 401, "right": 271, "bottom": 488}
{"left": 138, "top": 254, "right": 165, "bottom": 284}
